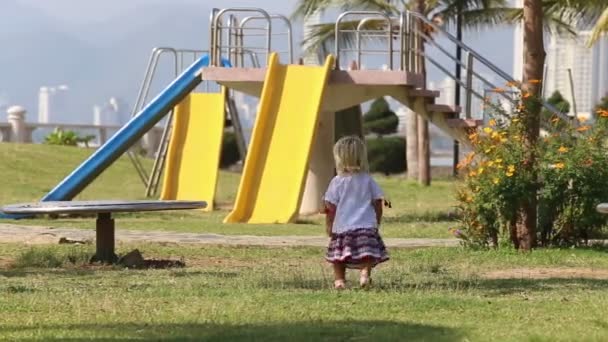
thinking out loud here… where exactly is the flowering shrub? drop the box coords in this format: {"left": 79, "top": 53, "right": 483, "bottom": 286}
{"left": 454, "top": 98, "right": 608, "bottom": 248}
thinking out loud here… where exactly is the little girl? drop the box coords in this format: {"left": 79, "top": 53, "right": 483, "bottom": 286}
{"left": 323, "top": 135, "right": 389, "bottom": 289}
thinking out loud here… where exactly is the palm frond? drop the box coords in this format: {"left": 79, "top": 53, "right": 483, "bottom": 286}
{"left": 302, "top": 19, "right": 394, "bottom": 54}
{"left": 542, "top": 0, "right": 608, "bottom": 28}
{"left": 439, "top": 7, "right": 516, "bottom": 30}
{"left": 434, "top": 0, "right": 508, "bottom": 20}
{"left": 292, "top": 0, "right": 335, "bottom": 19}
{"left": 292, "top": 0, "right": 401, "bottom": 19}
{"left": 505, "top": 8, "right": 576, "bottom": 36}
{"left": 588, "top": 7, "right": 608, "bottom": 45}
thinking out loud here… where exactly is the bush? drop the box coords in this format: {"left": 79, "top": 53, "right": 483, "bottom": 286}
{"left": 453, "top": 101, "right": 608, "bottom": 248}
{"left": 363, "top": 98, "right": 399, "bottom": 135}
{"left": 366, "top": 137, "right": 406, "bottom": 175}
{"left": 44, "top": 129, "right": 95, "bottom": 147}
{"left": 220, "top": 132, "right": 241, "bottom": 168}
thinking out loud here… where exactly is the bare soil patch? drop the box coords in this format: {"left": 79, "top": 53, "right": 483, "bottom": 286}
{"left": 483, "top": 268, "right": 608, "bottom": 280}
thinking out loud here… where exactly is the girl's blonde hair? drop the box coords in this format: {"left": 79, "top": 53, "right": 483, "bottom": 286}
{"left": 333, "top": 135, "right": 369, "bottom": 174}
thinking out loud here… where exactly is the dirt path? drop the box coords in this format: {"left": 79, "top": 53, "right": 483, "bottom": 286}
{"left": 0, "top": 224, "right": 459, "bottom": 248}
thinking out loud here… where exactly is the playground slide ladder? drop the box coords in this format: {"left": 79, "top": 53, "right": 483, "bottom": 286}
{"left": 225, "top": 53, "right": 334, "bottom": 224}
{"left": 226, "top": 93, "right": 247, "bottom": 161}
{"left": 125, "top": 47, "right": 259, "bottom": 197}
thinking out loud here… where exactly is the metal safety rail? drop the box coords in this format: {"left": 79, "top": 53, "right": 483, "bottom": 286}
{"left": 334, "top": 10, "right": 570, "bottom": 123}
{"left": 210, "top": 8, "right": 293, "bottom": 67}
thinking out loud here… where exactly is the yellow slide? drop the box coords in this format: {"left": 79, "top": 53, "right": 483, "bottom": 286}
{"left": 225, "top": 53, "right": 335, "bottom": 223}
{"left": 160, "top": 89, "right": 226, "bottom": 211}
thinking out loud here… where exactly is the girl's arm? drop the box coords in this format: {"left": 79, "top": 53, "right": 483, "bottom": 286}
{"left": 373, "top": 199, "right": 383, "bottom": 226}
{"left": 324, "top": 201, "right": 336, "bottom": 237}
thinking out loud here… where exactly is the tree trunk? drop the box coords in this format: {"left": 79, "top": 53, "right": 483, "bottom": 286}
{"left": 415, "top": 0, "right": 431, "bottom": 186}
{"left": 516, "top": 0, "right": 545, "bottom": 250}
{"left": 406, "top": 109, "right": 419, "bottom": 180}
{"left": 417, "top": 115, "right": 430, "bottom": 185}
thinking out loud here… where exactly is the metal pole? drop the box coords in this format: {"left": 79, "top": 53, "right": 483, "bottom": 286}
{"left": 465, "top": 52, "right": 474, "bottom": 119}
{"left": 568, "top": 68, "right": 578, "bottom": 118}
{"left": 452, "top": 8, "right": 462, "bottom": 177}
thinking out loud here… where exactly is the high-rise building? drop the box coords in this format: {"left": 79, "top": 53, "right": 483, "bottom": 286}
{"left": 544, "top": 31, "right": 608, "bottom": 118}
{"left": 512, "top": 0, "right": 524, "bottom": 81}
{"left": 92, "top": 97, "right": 130, "bottom": 126}
{"left": 38, "top": 85, "right": 70, "bottom": 123}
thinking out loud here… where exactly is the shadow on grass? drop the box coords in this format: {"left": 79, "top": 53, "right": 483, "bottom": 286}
{"left": 383, "top": 211, "right": 459, "bottom": 223}
{"left": 0, "top": 268, "right": 100, "bottom": 278}
{"left": 0, "top": 321, "right": 463, "bottom": 341}
{"left": 258, "top": 274, "right": 608, "bottom": 294}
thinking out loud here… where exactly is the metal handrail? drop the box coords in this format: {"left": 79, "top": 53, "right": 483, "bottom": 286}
{"left": 404, "top": 11, "right": 571, "bottom": 122}
{"left": 335, "top": 11, "right": 394, "bottom": 70}
{"left": 210, "top": 7, "right": 272, "bottom": 66}
{"left": 240, "top": 14, "right": 293, "bottom": 64}
{"left": 127, "top": 47, "right": 212, "bottom": 194}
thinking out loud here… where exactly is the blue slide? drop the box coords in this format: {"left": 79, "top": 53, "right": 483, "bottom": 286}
{"left": 0, "top": 55, "right": 229, "bottom": 218}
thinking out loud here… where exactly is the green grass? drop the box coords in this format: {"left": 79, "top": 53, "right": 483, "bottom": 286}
{"left": 1, "top": 243, "right": 608, "bottom": 340}
{"left": 0, "top": 143, "right": 458, "bottom": 239}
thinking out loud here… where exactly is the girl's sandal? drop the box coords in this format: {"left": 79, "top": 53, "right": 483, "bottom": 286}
{"left": 334, "top": 280, "right": 346, "bottom": 290}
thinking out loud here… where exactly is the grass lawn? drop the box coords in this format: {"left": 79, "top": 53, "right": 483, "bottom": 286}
{"left": 0, "top": 143, "right": 458, "bottom": 239}
{"left": 1, "top": 243, "right": 608, "bottom": 340}
{"left": 3, "top": 145, "right": 608, "bottom": 340}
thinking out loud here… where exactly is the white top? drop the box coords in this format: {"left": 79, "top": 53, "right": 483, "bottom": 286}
{"left": 323, "top": 173, "right": 384, "bottom": 234}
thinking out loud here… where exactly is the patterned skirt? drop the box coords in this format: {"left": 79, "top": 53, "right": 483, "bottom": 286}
{"left": 326, "top": 228, "right": 389, "bottom": 269}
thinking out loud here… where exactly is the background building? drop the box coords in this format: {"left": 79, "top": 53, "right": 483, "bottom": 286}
{"left": 37, "top": 85, "right": 70, "bottom": 123}
{"left": 544, "top": 31, "right": 608, "bottom": 118}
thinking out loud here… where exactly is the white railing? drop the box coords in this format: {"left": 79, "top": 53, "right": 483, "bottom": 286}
{"left": 0, "top": 107, "right": 163, "bottom": 156}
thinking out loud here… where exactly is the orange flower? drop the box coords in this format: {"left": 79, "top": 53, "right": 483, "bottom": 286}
{"left": 506, "top": 81, "right": 518, "bottom": 87}
{"left": 529, "top": 79, "right": 541, "bottom": 84}
{"left": 576, "top": 125, "right": 590, "bottom": 132}
{"left": 522, "top": 92, "right": 531, "bottom": 99}
{"left": 553, "top": 162, "right": 565, "bottom": 169}
{"left": 577, "top": 116, "right": 588, "bottom": 123}
{"left": 488, "top": 119, "right": 497, "bottom": 126}
{"left": 557, "top": 146, "right": 568, "bottom": 153}
{"left": 468, "top": 132, "right": 479, "bottom": 143}
{"left": 597, "top": 109, "right": 608, "bottom": 117}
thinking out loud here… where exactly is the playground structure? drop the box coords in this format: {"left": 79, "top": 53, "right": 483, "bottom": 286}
{"left": 1, "top": 7, "right": 569, "bottom": 223}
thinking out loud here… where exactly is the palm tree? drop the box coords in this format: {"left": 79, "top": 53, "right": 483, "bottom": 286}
{"left": 293, "top": 0, "right": 510, "bottom": 186}
{"left": 509, "top": 0, "right": 608, "bottom": 250}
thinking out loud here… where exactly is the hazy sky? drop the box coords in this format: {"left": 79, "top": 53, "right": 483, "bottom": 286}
{"left": 16, "top": 0, "right": 516, "bottom": 76}
{"left": 17, "top": 0, "right": 299, "bottom": 24}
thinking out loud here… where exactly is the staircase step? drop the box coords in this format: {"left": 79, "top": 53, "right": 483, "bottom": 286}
{"left": 426, "top": 104, "right": 462, "bottom": 114}
{"left": 446, "top": 118, "right": 483, "bottom": 128}
{"left": 410, "top": 89, "right": 440, "bottom": 98}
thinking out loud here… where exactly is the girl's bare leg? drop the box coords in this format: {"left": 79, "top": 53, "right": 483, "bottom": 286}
{"left": 333, "top": 263, "right": 346, "bottom": 289}
{"left": 360, "top": 262, "right": 373, "bottom": 287}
